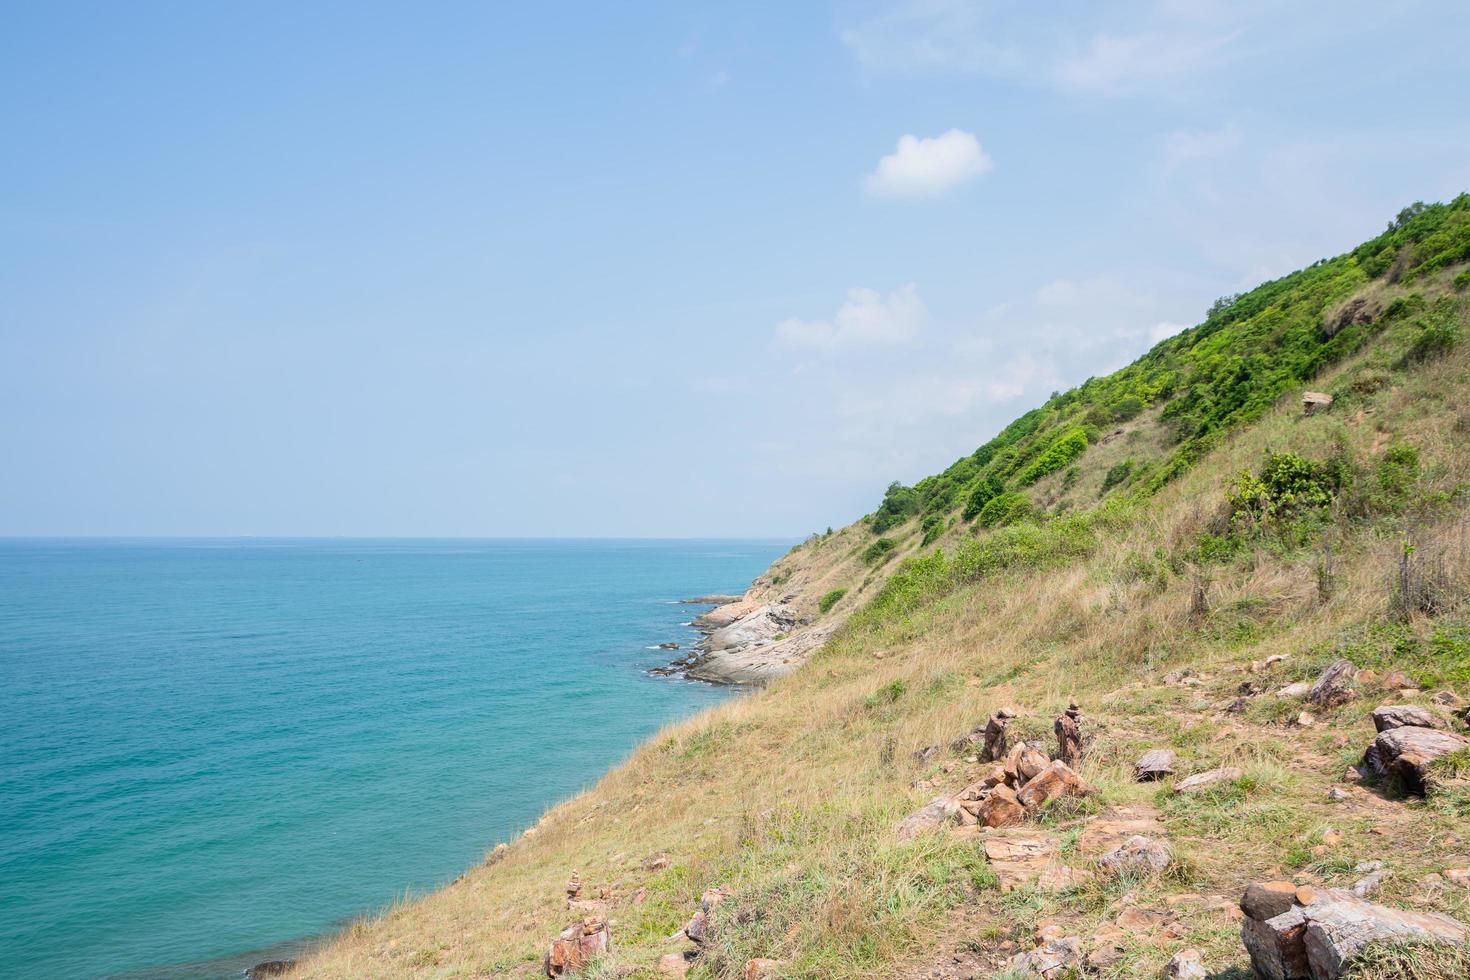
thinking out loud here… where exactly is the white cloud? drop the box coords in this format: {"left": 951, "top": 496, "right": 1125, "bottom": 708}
{"left": 1163, "top": 124, "right": 1241, "bottom": 171}
{"left": 1149, "top": 321, "right": 1188, "bottom": 342}
{"left": 864, "top": 130, "right": 992, "bottom": 200}
{"left": 776, "top": 283, "right": 926, "bottom": 350}
{"left": 839, "top": 0, "right": 1247, "bottom": 96}
{"left": 1053, "top": 29, "right": 1240, "bottom": 95}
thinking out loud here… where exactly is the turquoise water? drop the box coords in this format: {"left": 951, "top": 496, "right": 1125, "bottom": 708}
{"left": 0, "top": 538, "right": 787, "bottom": 979}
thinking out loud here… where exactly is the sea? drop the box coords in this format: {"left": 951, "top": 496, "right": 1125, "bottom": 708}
{"left": 0, "top": 538, "right": 789, "bottom": 979}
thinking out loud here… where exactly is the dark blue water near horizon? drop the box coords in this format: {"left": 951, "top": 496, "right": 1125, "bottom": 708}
{"left": 0, "top": 538, "right": 789, "bottom": 979}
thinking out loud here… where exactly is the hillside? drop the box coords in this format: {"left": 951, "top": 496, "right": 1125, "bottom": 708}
{"left": 295, "top": 196, "right": 1470, "bottom": 979}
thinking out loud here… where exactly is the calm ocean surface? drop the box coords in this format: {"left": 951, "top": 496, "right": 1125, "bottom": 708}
{"left": 0, "top": 538, "right": 788, "bottom": 979}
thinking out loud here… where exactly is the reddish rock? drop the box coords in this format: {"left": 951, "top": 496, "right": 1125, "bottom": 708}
{"left": 1055, "top": 701, "right": 1083, "bottom": 767}
{"left": 1241, "top": 880, "right": 1299, "bottom": 921}
{"left": 743, "top": 958, "right": 782, "bottom": 979}
{"left": 981, "top": 709, "right": 1015, "bottom": 762}
{"left": 974, "top": 784, "right": 1027, "bottom": 828}
{"left": 545, "top": 918, "right": 609, "bottom": 977}
{"left": 1004, "top": 741, "right": 1050, "bottom": 787}
{"left": 1016, "top": 761, "right": 1091, "bottom": 810}
{"left": 1362, "top": 725, "right": 1470, "bottom": 793}
{"left": 1371, "top": 704, "right": 1445, "bottom": 732}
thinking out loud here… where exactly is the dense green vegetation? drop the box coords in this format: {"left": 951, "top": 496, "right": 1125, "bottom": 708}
{"left": 867, "top": 195, "right": 1470, "bottom": 536}
{"left": 817, "top": 588, "right": 848, "bottom": 614}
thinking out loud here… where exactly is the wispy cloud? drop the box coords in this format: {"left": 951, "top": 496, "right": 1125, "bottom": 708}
{"left": 776, "top": 284, "right": 926, "bottom": 350}
{"left": 864, "top": 129, "right": 992, "bottom": 199}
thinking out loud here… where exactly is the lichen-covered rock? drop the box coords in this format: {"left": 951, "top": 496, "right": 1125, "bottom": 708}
{"left": 1174, "top": 766, "right": 1243, "bottom": 795}
{"left": 1309, "top": 659, "right": 1358, "bottom": 707}
{"left": 1162, "top": 949, "right": 1207, "bottom": 979}
{"left": 1098, "top": 835, "right": 1171, "bottom": 874}
{"left": 1239, "top": 884, "right": 1466, "bottom": 979}
{"left": 1005, "top": 936, "right": 1083, "bottom": 977}
{"left": 1372, "top": 704, "right": 1445, "bottom": 732}
{"left": 1362, "top": 725, "right": 1470, "bottom": 793}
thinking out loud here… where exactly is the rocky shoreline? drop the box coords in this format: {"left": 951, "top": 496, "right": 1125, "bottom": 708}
{"left": 651, "top": 592, "right": 830, "bottom": 686}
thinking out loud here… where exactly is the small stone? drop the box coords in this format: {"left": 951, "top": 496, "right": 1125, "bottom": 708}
{"left": 1099, "top": 835, "right": 1172, "bottom": 874}
{"left": 1380, "top": 670, "right": 1414, "bottom": 690}
{"left": 1327, "top": 786, "right": 1352, "bottom": 802}
{"left": 657, "top": 953, "right": 690, "bottom": 977}
{"left": 1006, "top": 936, "right": 1083, "bottom": 977}
{"left": 1294, "top": 711, "right": 1316, "bottom": 728}
{"left": 1445, "top": 869, "right": 1470, "bottom": 888}
{"left": 1320, "top": 829, "right": 1343, "bottom": 847}
{"left": 1277, "top": 681, "right": 1312, "bottom": 698}
{"left": 1309, "top": 659, "right": 1358, "bottom": 707}
{"left": 743, "top": 959, "right": 782, "bottom": 980}
{"left": 1162, "top": 949, "right": 1207, "bottom": 979}
{"left": 1135, "top": 749, "right": 1178, "bottom": 781}
{"left": 1352, "top": 870, "right": 1387, "bottom": 898}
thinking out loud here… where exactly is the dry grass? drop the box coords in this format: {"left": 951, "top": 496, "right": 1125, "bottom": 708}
{"left": 297, "top": 282, "right": 1470, "bottom": 978}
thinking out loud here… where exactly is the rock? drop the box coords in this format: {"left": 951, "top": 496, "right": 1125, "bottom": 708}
{"left": 1239, "top": 885, "right": 1467, "bottom": 980}
{"left": 1055, "top": 701, "right": 1083, "bottom": 767}
{"left": 1099, "top": 835, "right": 1171, "bottom": 874}
{"left": 1016, "top": 761, "right": 1091, "bottom": 810}
{"left": 1242, "top": 880, "right": 1300, "bottom": 921}
{"left": 1037, "top": 864, "right": 1090, "bottom": 892}
{"left": 743, "top": 959, "right": 782, "bottom": 980}
{"left": 1079, "top": 808, "right": 1167, "bottom": 855}
{"left": 644, "top": 853, "right": 671, "bottom": 871}
{"left": 1432, "top": 690, "right": 1466, "bottom": 708}
{"left": 895, "top": 795, "right": 957, "bottom": 840}
{"left": 1362, "top": 725, "right": 1470, "bottom": 793}
{"left": 1006, "top": 936, "right": 1083, "bottom": 977}
{"left": 1116, "top": 907, "right": 1168, "bottom": 932}
{"left": 1135, "top": 748, "right": 1177, "bottom": 781}
{"left": 656, "top": 953, "right": 690, "bottom": 977}
{"left": 545, "top": 918, "right": 610, "bottom": 977}
{"left": 1225, "top": 697, "right": 1252, "bottom": 713}
{"left": 1277, "top": 681, "right": 1312, "bottom": 698}
{"left": 981, "top": 709, "right": 1015, "bottom": 762}
{"left": 246, "top": 962, "right": 296, "bottom": 979}
{"left": 1294, "top": 711, "right": 1316, "bottom": 728}
{"left": 1162, "top": 949, "right": 1207, "bottom": 979}
{"left": 984, "top": 834, "right": 1058, "bottom": 892}
{"left": 1379, "top": 670, "right": 1414, "bottom": 690}
{"left": 1303, "top": 391, "right": 1334, "bottom": 415}
{"left": 1445, "top": 869, "right": 1470, "bottom": 888}
{"left": 912, "top": 744, "right": 938, "bottom": 764}
{"left": 1173, "top": 766, "right": 1244, "bottom": 795}
{"left": 974, "top": 784, "right": 1027, "bottom": 828}
{"left": 487, "top": 842, "right": 510, "bottom": 864}
{"left": 1328, "top": 786, "right": 1352, "bottom": 802}
{"left": 1321, "top": 829, "right": 1344, "bottom": 847}
{"left": 1352, "top": 869, "right": 1388, "bottom": 898}
{"left": 1309, "top": 659, "right": 1358, "bottom": 707}
{"left": 566, "top": 870, "right": 582, "bottom": 899}
{"left": 1004, "top": 741, "right": 1050, "bottom": 787}
{"left": 1372, "top": 704, "right": 1445, "bottom": 732}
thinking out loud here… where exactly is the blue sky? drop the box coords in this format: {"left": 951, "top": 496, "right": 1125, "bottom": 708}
{"left": 3, "top": 1, "right": 1469, "bottom": 537}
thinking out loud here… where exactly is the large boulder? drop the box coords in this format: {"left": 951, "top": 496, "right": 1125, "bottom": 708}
{"left": 1239, "top": 884, "right": 1466, "bottom": 979}
{"left": 1004, "top": 741, "right": 1050, "bottom": 787}
{"left": 971, "top": 784, "right": 1026, "bottom": 828}
{"left": 1362, "top": 725, "right": 1470, "bottom": 793}
{"left": 1016, "top": 761, "right": 1091, "bottom": 810}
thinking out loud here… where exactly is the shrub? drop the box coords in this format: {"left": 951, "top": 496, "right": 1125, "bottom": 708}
{"left": 1455, "top": 270, "right": 1470, "bottom": 292}
{"left": 1018, "top": 428, "right": 1090, "bottom": 485}
{"left": 919, "top": 514, "right": 945, "bottom": 546}
{"left": 817, "top": 588, "right": 847, "bottom": 614}
{"left": 977, "top": 491, "right": 1035, "bottom": 528}
{"left": 871, "top": 482, "right": 920, "bottom": 534}
{"left": 962, "top": 475, "right": 1004, "bottom": 521}
{"left": 1100, "top": 459, "right": 1134, "bottom": 496}
{"left": 1377, "top": 444, "right": 1421, "bottom": 502}
{"left": 863, "top": 537, "right": 898, "bottom": 565}
{"left": 1226, "top": 451, "right": 1338, "bottom": 534}
{"left": 1398, "top": 306, "right": 1461, "bottom": 366}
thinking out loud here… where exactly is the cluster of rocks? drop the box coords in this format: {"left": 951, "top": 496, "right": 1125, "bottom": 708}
{"left": 655, "top": 885, "right": 782, "bottom": 979}
{"left": 901, "top": 705, "right": 1094, "bottom": 839}
{"left": 1003, "top": 920, "right": 1206, "bottom": 977}
{"left": 544, "top": 916, "right": 611, "bottom": 977}
{"left": 1240, "top": 879, "right": 1466, "bottom": 978}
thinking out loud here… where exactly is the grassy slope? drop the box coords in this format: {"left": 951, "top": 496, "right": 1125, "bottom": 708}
{"left": 300, "top": 208, "right": 1470, "bottom": 978}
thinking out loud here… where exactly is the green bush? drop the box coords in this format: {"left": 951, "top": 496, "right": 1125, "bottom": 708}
{"left": 863, "top": 537, "right": 898, "bottom": 565}
{"left": 1226, "top": 451, "right": 1338, "bottom": 534}
{"left": 871, "top": 482, "right": 920, "bottom": 534}
{"left": 817, "top": 588, "right": 847, "bottom": 614}
{"left": 919, "top": 514, "right": 945, "bottom": 546}
{"left": 1100, "top": 459, "right": 1134, "bottom": 496}
{"left": 977, "top": 491, "right": 1035, "bottom": 528}
{"left": 962, "top": 475, "right": 1004, "bottom": 521}
{"left": 1398, "top": 305, "right": 1462, "bottom": 365}
{"left": 1455, "top": 271, "right": 1470, "bottom": 292}
{"left": 1018, "top": 428, "right": 1090, "bottom": 484}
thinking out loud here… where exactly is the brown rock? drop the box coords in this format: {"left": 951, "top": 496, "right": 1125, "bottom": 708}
{"left": 974, "top": 784, "right": 1027, "bottom": 828}
{"left": 895, "top": 795, "right": 957, "bottom": 840}
{"left": 1309, "top": 659, "right": 1358, "bottom": 707}
{"left": 981, "top": 709, "right": 1015, "bottom": 762}
{"left": 1134, "top": 748, "right": 1177, "bottom": 781}
{"left": 1380, "top": 670, "right": 1414, "bottom": 690}
{"left": 1055, "top": 703, "right": 1083, "bottom": 767}
{"left": 1242, "top": 880, "right": 1299, "bottom": 921}
{"left": 984, "top": 834, "right": 1058, "bottom": 892}
{"left": 1016, "top": 760, "right": 1091, "bottom": 810}
{"left": 656, "top": 953, "right": 690, "bottom": 977}
{"left": 1037, "top": 864, "right": 1090, "bottom": 892}
{"left": 1004, "top": 741, "right": 1049, "bottom": 787}
{"left": 743, "top": 959, "right": 782, "bottom": 980}
{"left": 1115, "top": 907, "right": 1168, "bottom": 932}
{"left": 1173, "top": 766, "right": 1244, "bottom": 795}
{"left": 1372, "top": 704, "right": 1445, "bottom": 732}
{"left": 545, "top": 918, "right": 610, "bottom": 977}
